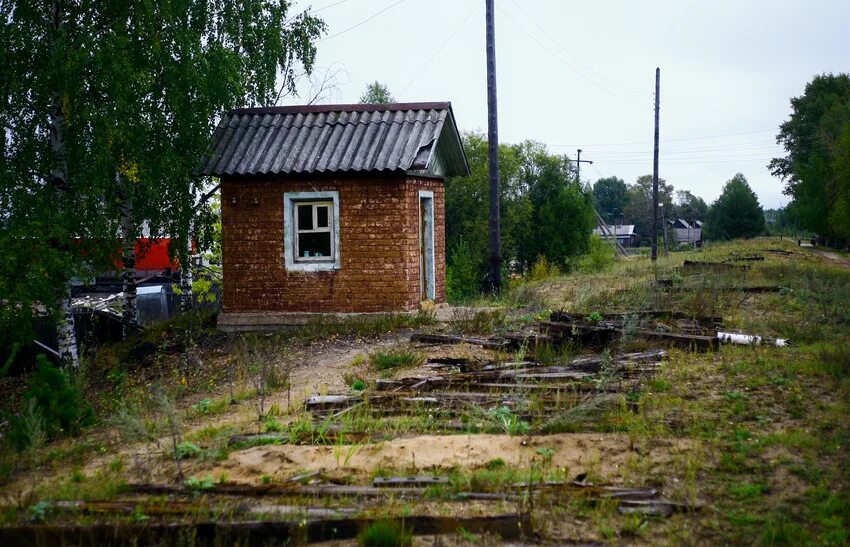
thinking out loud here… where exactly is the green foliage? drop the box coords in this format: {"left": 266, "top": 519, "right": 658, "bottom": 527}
{"left": 184, "top": 475, "right": 214, "bottom": 491}
{"left": 358, "top": 520, "right": 412, "bottom": 547}
{"left": 771, "top": 73, "right": 850, "bottom": 245}
{"left": 192, "top": 398, "right": 213, "bottom": 415}
{"left": 27, "top": 501, "right": 51, "bottom": 523}
{"left": 488, "top": 406, "right": 529, "bottom": 436}
{"left": 706, "top": 173, "right": 765, "bottom": 240}
{"left": 445, "top": 133, "right": 595, "bottom": 293}
{"left": 344, "top": 374, "right": 367, "bottom": 392}
{"left": 593, "top": 176, "right": 629, "bottom": 223}
{"left": 8, "top": 355, "right": 93, "bottom": 450}
{"left": 586, "top": 311, "right": 604, "bottom": 323}
{"left": 0, "top": 0, "right": 326, "bottom": 341}
{"left": 674, "top": 190, "right": 709, "bottom": 224}
{"left": 359, "top": 81, "right": 395, "bottom": 104}
{"left": 175, "top": 441, "right": 202, "bottom": 460}
{"left": 575, "top": 235, "right": 616, "bottom": 273}
{"left": 527, "top": 255, "right": 562, "bottom": 282}
{"left": 264, "top": 419, "right": 283, "bottom": 433}
{"left": 623, "top": 175, "right": 674, "bottom": 241}
{"left": 446, "top": 239, "right": 479, "bottom": 302}
{"left": 370, "top": 350, "right": 423, "bottom": 373}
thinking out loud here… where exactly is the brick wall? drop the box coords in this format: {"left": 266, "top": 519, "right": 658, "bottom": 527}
{"left": 220, "top": 173, "right": 446, "bottom": 314}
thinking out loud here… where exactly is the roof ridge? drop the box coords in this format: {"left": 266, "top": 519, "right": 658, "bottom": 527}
{"left": 232, "top": 102, "right": 451, "bottom": 116}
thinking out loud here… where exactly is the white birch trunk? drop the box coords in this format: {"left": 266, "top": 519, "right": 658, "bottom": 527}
{"left": 117, "top": 173, "right": 138, "bottom": 339}
{"left": 180, "top": 230, "right": 193, "bottom": 313}
{"left": 57, "top": 290, "right": 79, "bottom": 366}
{"left": 50, "top": 0, "right": 79, "bottom": 368}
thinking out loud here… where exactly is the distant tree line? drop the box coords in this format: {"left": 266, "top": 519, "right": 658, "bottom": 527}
{"left": 591, "top": 172, "right": 766, "bottom": 244}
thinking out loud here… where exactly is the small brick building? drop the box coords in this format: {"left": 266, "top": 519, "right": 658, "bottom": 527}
{"left": 201, "top": 102, "right": 469, "bottom": 330}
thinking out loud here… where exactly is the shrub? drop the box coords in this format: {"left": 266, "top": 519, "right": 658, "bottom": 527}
{"left": 8, "top": 355, "right": 93, "bottom": 450}
{"left": 575, "top": 235, "right": 616, "bottom": 273}
{"left": 358, "top": 520, "right": 412, "bottom": 547}
{"left": 175, "top": 441, "right": 202, "bottom": 460}
{"left": 528, "top": 255, "right": 562, "bottom": 282}
{"left": 446, "top": 240, "right": 480, "bottom": 302}
{"left": 370, "top": 350, "right": 422, "bottom": 373}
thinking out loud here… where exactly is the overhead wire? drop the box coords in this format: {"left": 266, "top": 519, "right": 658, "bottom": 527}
{"left": 507, "top": 0, "right": 650, "bottom": 98}
{"left": 319, "top": 0, "right": 409, "bottom": 41}
{"left": 400, "top": 0, "right": 481, "bottom": 95}
{"left": 310, "top": 0, "right": 351, "bottom": 13}
{"left": 496, "top": 5, "right": 653, "bottom": 111}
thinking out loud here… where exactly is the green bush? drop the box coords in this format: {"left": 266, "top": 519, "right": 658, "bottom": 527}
{"left": 175, "top": 441, "right": 202, "bottom": 459}
{"left": 446, "top": 240, "right": 480, "bottom": 302}
{"left": 8, "top": 355, "right": 93, "bottom": 450}
{"left": 527, "top": 255, "right": 562, "bottom": 282}
{"left": 370, "top": 350, "right": 422, "bottom": 373}
{"left": 358, "top": 520, "right": 412, "bottom": 547}
{"left": 575, "top": 235, "right": 616, "bottom": 273}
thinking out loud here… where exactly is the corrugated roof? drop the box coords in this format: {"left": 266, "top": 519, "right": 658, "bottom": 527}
{"left": 201, "top": 102, "right": 469, "bottom": 178}
{"left": 594, "top": 224, "right": 635, "bottom": 237}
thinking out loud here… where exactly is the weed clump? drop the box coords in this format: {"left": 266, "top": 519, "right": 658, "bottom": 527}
{"left": 542, "top": 394, "right": 623, "bottom": 434}
{"left": 8, "top": 355, "right": 93, "bottom": 450}
{"left": 370, "top": 349, "right": 423, "bottom": 373}
{"left": 358, "top": 520, "right": 412, "bottom": 547}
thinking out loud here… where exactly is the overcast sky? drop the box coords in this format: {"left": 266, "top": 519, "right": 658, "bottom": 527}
{"left": 291, "top": 0, "right": 850, "bottom": 209}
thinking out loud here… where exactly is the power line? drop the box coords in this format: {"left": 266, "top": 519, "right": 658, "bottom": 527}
{"left": 550, "top": 128, "right": 780, "bottom": 148}
{"left": 400, "top": 0, "right": 480, "bottom": 95}
{"left": 319, "top": 0, "right": 409, "bottom": 41}
{"left": 311, "top": 0, "right": 351, "bottom": 13}
{"left": 496, "top": 5, "right": 652, "bottom": 111}
{"left": 507, "top": 0, "right": 649, "bottom": 98}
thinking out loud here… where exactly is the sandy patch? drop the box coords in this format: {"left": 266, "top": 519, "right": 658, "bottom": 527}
{"left": 210, "top": 433, "right": 691, "bottom": 484}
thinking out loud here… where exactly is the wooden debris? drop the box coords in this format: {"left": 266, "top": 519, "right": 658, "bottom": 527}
{"left": 0, "top": 513, "right": 530, "bottom": 544}
{"left": 373, "top": 476, "right": 449, "bottom": 488}
{"left": 682, "top": 260, "right": 750, "bottom": 271}
{"left": 411, "top": 333, "right": 510, "bottom": 349}
{"left": 126, "top": 482, "right": 514, "bottom": 502}
{"left": 542, "top": 321, "right": 718, "bottom": 351}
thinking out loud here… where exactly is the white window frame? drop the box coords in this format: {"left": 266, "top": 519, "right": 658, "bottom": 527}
{"left": 284, "top": 191, "right": 340, "bottom": 272}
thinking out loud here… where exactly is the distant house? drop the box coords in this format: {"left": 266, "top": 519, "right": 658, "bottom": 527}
{"left": 668, "top": 219, "right": 702, "bottom": 247}
{"left": 593, "top": 224, "right": 636, "bottom": 247}
{"left": 201, "top": 102, "right": 470, "bottom": 331}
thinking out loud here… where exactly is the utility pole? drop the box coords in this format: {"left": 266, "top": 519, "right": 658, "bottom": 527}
{"left": 573, "top": 148, "right": 593, "bottom": 184}
{"left": 651, "top": 67, "right": 661, "bottom": 262}
{"left": 485, "top": 0, "right": 501, "bottom": 293}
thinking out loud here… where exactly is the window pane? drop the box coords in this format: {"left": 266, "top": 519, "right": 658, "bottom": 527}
{"left": 315, "top": 205, "right": 329, "bottom": 229}
{"left": 297, "top": 204, "right": 313, "bottom": 230}
{"left": 298, "top": 232, "right": 332, "bottom": 258}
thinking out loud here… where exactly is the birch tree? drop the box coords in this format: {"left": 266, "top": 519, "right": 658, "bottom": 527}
{"left": 1, "top": 0, "right": 326, "bottom": 353}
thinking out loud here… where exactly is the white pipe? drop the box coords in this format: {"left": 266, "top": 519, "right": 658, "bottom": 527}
{"left": 717, "top": 332, "right": 788, "bottom": 347}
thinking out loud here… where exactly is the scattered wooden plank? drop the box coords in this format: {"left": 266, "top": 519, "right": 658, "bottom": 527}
{"left": 373, "top": 476, "right": 449, "bottom": 488}
{"left": 551, "top": 310, "right": 722, "bottom": 325}
{"left": 125, "top": 483, "right": 515, "bottom": 502}
{"left": 682, "top": 260, "right": 750, "bottom": 270}
{"left": 0, "top": 513, "right": 531, "bottom": 545}
{"left": 411, "top": 333, "right": 509, "bottom": 349}
{"left": 542, "top": 321, "right": 718, "bottom": 351}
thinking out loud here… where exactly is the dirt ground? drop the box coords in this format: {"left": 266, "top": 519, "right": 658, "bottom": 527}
{"left": 210, "top": 433, "right": 691, "bottom": 485}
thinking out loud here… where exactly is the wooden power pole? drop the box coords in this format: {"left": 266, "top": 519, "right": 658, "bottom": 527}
{"left": 574, "top": 148, "right": 593, "bottom": 184}
{"left": 651, "top": 67, "right": 661, "bottom": 262}
{"left": 485, "top": 0, "right": 501, "bottom": 292}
